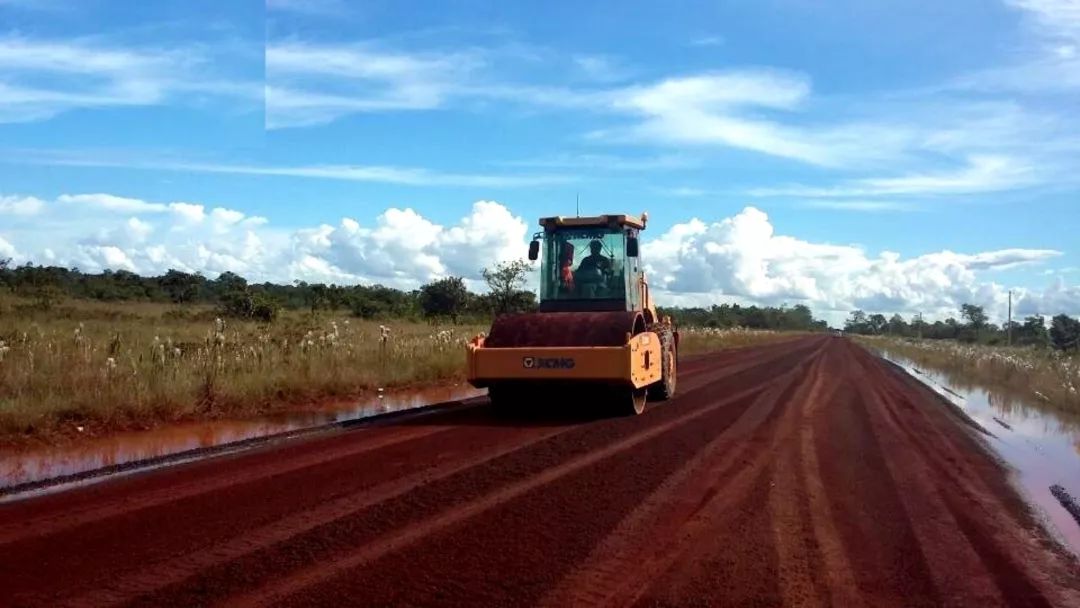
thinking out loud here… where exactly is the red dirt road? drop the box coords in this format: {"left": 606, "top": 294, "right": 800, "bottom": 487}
{"left": 1, "top": 336, "right": 1078, "bottom": 607}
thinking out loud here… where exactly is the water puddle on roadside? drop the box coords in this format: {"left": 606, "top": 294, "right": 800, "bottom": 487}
{"left": 876, "top": 349, "right": 1080, "bottom": 557}
{"left": 0, "top": 384, "right": 485, "bottom": 492}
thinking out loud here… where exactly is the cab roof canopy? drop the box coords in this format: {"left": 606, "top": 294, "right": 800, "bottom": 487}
{"left": 538, "top": 213, "right": 648, "bottom": 231}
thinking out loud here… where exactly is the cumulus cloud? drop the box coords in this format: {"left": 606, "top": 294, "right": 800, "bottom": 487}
{"left": 0, "top": 194, "right": 44, "bottom": 215}
{"left": 291, "top": 200, "right": 529, "bottom": 286}
{"left": 644, "top": 207, "right": 1068, "bottom": 323}
{"left": 0, "top": 235, "right": 17, "bottom": 259}
{"left": 1, "top": 192, "right": 1075, "bottom": 324}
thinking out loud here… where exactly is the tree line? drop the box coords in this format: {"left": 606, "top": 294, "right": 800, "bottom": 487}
{"left": 842, "top": 304, "right": 1080, "bottom": 352}
{"left": 657, "top": 303, "right": 829, "bottom": 332}
{"left": 0, "top": 259, "right": 540, "bottom": 323}
{"left": 0, "top": 259, "right": 831, "bottom": 331}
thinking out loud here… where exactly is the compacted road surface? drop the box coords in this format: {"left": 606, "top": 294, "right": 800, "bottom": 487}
{"left": 2, "top": 336, "right": 1078, "bottom": 607}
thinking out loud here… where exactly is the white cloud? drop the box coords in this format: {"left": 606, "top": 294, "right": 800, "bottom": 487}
{"left": 598, "top": 72, "right": 928, "bottom": 168}
{"left": 0, "top": 235, "right": 17, "bottom": 259}
{"left": 799, "top": 200, "right": 913, "bottom": 212}
{"left": 32, "top": 155, "right": 574, "bottom": 188}
{"left": 266, "top": 41, "right": 481, "bottom": 128}
{"left": 258, "top": 32, "right": 1075, "bottom": 187}
{"left": 169, "top": 202, "right": 206, "bottom": 223}
{"left": 856, "top": 155, "right": 1034, "bottom": 195}
{"left": 498, "top": 153, "right": 694, "bottom": 172}
{"left": 953, "top": 1, "right": 1080, "bottom": 93}
{"left": 0, "top": 194, "right": 44, "bottom": 215}
{"left": 750, "top": 155, "right": 1035, "bottom": 198}
{"left": 57, "top": 193, "right": 167, "bottom": 213}
{"left": 0, "top": 35, "right": 258, "bottom": 123}
{"left": 123, "top": 217, "right": 154, "bottom": 243}
{"left": 294, "top": 201, "right": 529, "bottom": 286}
{"left": 1, "top": 192, "right": 1075, "bottom": 324}
{"left": 1007, "top": 0, "right": 1080, "bottom": 43}
{"left": 644, "top": 206, "right": 1068, "bottom": 323}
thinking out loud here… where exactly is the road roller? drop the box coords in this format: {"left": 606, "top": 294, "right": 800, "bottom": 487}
{"left": 466, "top": 212, "right": 677, "bottom": 415}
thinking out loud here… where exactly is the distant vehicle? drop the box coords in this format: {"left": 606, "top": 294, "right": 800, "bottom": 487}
{"left": 832, "top": 328, "right": 844, "bottom": 336}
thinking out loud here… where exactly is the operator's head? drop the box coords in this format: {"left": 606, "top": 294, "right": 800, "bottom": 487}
{"left": 589, "top": 240, "right": 603, "bottom": 255}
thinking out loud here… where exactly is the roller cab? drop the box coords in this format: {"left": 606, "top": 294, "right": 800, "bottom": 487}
{"left": 467, "top": 213, "right": 678, "bottom": 416}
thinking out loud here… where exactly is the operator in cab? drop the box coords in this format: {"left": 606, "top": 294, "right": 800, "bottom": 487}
{"left": 575, "top": 239, "right": 612, "bottom": 297}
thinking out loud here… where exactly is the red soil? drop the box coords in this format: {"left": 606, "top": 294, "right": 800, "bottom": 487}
{"left": 1, "top": 336, "right": 1077, "bottom": 607}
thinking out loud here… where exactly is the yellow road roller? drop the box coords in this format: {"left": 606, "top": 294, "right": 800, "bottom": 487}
{"left": 466, "top": 212, "right": 677, "bottom": 415}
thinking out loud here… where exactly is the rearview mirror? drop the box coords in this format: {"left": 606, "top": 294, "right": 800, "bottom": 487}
{"left": 528, "top": 240, "right": 540, "bottom": 261}
{"left": 626, "top": 236, "right": 639, "bottom": 257}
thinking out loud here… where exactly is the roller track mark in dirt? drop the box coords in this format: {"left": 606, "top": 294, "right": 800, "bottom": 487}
{"left": 224, "top": 370, "right": 789, "bottom": 607}
{"left": 2, "top": 337, "right": 1079, "bottom": 608}
{"left": 53, "top": 425, "right": 573, "bottom": 608}
{"left": 0, "top": 422, "right": 454, "bottom": 544}
{"left": 3, "top": 338, "right": 812, "bottom": 608}
{"left": 848, "top": 342, "right": 1074, "bottom": 607}
{"left": 849, "top": 351, "right": 1009, "bottom": 605}
{"left": 3, "top": 418, "right": 581, "bottom": 607}
{"left": 537, "top": 339, "right": 830, "bottom": 608}
{"left": 625, "top": 340, "right": 836, "bottom": 607}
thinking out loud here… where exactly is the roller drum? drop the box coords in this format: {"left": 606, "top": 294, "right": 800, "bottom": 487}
{"left": 485, "top": 311, "right": 644, "bottom": 347}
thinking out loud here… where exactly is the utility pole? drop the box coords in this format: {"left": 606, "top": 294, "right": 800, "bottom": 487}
{"left": 1007, "top": 290, "right": 1013, "bottom": 347}
{"left": 916, "top": 312, "right": 923, "bottom": 340}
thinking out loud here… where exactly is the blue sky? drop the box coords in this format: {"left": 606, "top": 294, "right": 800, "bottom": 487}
{"left": 0, "top": 0, "right": 1078, "bottom": 323}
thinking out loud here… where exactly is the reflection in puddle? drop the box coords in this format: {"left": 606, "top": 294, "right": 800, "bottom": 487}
{"left": 0, "top": 384, "right": 484, "bottom": 492}
{"left": 879, "top": 349, "right": 1080, "bottom": 557}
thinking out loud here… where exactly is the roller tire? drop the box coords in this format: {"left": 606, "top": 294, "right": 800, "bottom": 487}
{"left": 648, "top": 327, "right": 677, "bottom": 401}
{"left": 623, "top": 387, "right": 648, "bottom": 416}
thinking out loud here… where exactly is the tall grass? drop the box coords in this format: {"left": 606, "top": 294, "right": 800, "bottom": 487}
{"left": 678, "top": 326, "right": 800, "bottom": 355}
{"left": 0, "top": 298, "right": 483, "bottom": 441}
{"left": 0, "top": 296, "right": 800, "bottom": 442}
{"left": 857, "top": 336, "right": 1080, "bottom": 414}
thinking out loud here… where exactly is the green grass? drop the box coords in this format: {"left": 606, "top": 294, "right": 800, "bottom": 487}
{"left": 0, "top": 297, "right": 483, "bottom": 443}
{"left": 0, "top": 296, "right": 802, "bottom": 444}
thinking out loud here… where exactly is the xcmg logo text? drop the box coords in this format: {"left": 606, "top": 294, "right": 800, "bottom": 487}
{"left": 522, "top": 357, "right": 576, "bottom": 369}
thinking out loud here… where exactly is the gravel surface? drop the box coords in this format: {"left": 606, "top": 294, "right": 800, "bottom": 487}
{"left": 1, "top": 336, "right": 1077, "bottom": 607}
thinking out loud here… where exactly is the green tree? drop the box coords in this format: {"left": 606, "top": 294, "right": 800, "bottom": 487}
{"left": 0, "top": 257, "right": 11, "bottom": 292}
{"left": 1049, "top": 314, "right": 1080, "bottom": 351}
{"left": 481, "top": 259, "right": 533, "bottom": 315}
{"left": 887, "top": 313, "right": 908, "bottom": 336}
{"left": 960, "top": 303, "right": 988, "bottom": 342}
{"left": 868, "top": 313, "right": 888, "bottom": 335}
{"left": 219, "top": 289, "right": 279, "bottom": 322}
{"left": 844, "top": 310, "right": 870, "bottom": 334}
{"left": 213, "top": 271, "right": 248, "bottom": 295}
{"left": 1018, "top": 315, "right": 1050, "bottom": 347}
{"left": 419, "top": 277, "right": 469, "bottom": 322}
{"left": 160, "top": 269, "right": 201, "bottom": 303}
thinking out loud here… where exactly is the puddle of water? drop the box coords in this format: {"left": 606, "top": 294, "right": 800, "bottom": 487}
{"left": 877, "top": 349, "right": 1080, "bottom": 557}
{"left": 0, "top": 383, "right": 485, "bottom": 491}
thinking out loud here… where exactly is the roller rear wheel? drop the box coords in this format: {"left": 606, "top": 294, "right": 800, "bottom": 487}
{"left": 648, "top": 328, "right": 678, "bottom": 401}
{"left": 623, "top": 387, "right": 648, "bottom": 416}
